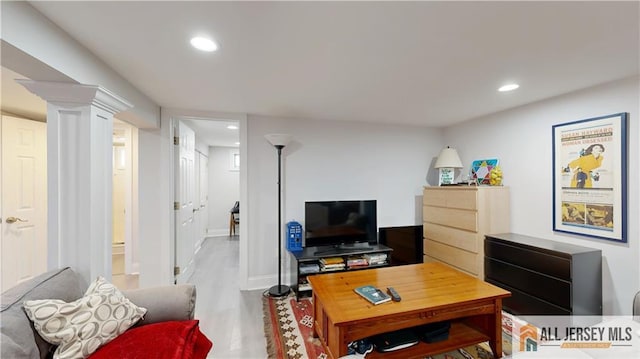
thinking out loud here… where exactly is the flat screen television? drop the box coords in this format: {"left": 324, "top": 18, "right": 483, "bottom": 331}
{"left": 304, "top": 200, "right": 377, "bottom": 253}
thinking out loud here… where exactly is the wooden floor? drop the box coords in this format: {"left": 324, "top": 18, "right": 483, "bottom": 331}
{"left": 189, "top": 235, "right": 268, "bottom": 358}
{"left": 112, "top": 235, "right": 267, "bottom": 358}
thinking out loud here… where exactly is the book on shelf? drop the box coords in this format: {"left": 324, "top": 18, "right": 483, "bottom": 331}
{"left": 299, "top": 263, "right": 320, "bottom": 274}
{"left": 364, "top": 253, "right": 388, "bottom": 265}
{"left": 347, "top": 264, "right": 369, "bottom": 269}
{"left": 354, "top": 285, "right": 392, "bottom": 305}
{"left": 320, "top": 257, "right": 345, "bottom": 265}
{"left": 320, "top": 258, "right": 346, "bottom": 271}
{"left": 364, "top": 253, "right": 387, "bottom": 260}
{"left": 347, "top": 256, "right": 368, "bottom": 267}
{"left": 320, "top": 264, "right": 345, "bottom": 272}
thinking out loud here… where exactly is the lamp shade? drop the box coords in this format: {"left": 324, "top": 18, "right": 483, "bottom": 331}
{"left": 434, "top": 146, "right": 463, "bottom": 168}
{"left": 265, "top": 133, "right": 293, "bottom": 147}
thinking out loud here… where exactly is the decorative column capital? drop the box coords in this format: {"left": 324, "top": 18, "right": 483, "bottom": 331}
{"left": 16, "top": 80, "right": 132, "bottom": 114}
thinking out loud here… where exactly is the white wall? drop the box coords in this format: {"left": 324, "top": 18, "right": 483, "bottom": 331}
{"left": 1, "top": 1, "right": 159, "bottom": 128}
{"left": 194, "top": 140, "right": 209, "bottom": 155}
{"left": 445, "top": 76, "right": 640, "bottom": 315}
{"left": 207, "top": 146, "right": 240, "bottom": 235}
{"left": 137, "top": 127, "right": 173, "bottom": 287}
{"left": 246, "top": 116, "right": 444, "bottom": 289}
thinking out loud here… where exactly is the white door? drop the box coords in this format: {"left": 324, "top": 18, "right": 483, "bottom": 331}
{"left": 174, "top": 120, "right": 195, "bottom": 283}
{"left": 193, "top": 150, "right": 201, "bottom": 248}
{"left": 1, "top": 115, "right": 47, "bottom": 292}
{"left": 192, "top": 150, "right": 209, "bottom": 248}
{"left": 198, "top": 151, "right": 209, "bottom": 239}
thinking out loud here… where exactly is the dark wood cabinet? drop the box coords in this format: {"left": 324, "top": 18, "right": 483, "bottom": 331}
{"left": 378, "top": 225, "right": 423, "bottom": 266}
{"left": 484, "top": 233, "right": 602, "bottom": 316}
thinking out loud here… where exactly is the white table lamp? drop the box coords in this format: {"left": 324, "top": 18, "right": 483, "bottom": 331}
{"left": 434, "top": 146, "right": 463, "bottom": 185}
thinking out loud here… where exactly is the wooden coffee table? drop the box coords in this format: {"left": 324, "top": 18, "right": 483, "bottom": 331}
{"left": 307, "top": 262, "right": 511, "bottom": 358}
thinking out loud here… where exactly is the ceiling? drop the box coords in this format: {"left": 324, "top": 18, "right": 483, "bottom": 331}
{"left": 4, "top": 1, "right": 639, "bottom": 132}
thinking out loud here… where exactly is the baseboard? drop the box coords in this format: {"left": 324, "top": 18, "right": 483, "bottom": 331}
{"left": 246, "top": 274, "right": 277, "bottom": 291}
{"left": 129, "top": 262, "right": 140, "bottom": 274}
{"left": 195, "top": 237, "right": 204, "bottom": 254}
{"left": 246, "top": 273, "right": 293, "bottom": 292}
{"left": 207, "top": 228, "right": 229, "bottom": 237}
{"left": 177, "top": 260, "right": 195, "bottom": 284}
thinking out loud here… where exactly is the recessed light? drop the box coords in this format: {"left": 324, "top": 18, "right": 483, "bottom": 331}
{"left": 190, "top": 37, "right": 218, "bottom": 52}
{"left": 498, "top": 83, "right": 519, "bottom": 92}
{"left": 235, "top": 142, "right": 240, "bottom": 145}
{"left": 227, "top": 125, "right": 238, "bottom": 130}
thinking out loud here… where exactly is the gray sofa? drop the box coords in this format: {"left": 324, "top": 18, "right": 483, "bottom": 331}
{"left": 1, "top": 267, "right": 196, "bottom": 359}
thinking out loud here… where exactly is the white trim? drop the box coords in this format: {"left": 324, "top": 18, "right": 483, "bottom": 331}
{"left": 176, "top": 259, "right": 195, "bottom": 284}
{"left": 238, "top": 114, "right": 249, "bottom": 290}
{"left": 246, "top": 274, "right": 278, "bottom": 292}
{"left": 163, "top": 108, "right": 248, "bottom": 288}
{"left": 15, "top": 80, "right": 132, "bottom": 114}
{"left": 207, "top": 229, "right": 229, "bottom": 237}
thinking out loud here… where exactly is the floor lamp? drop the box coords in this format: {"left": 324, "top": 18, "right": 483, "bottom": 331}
{"left": 265, "top": 133, "right": 293, "bottom": 297}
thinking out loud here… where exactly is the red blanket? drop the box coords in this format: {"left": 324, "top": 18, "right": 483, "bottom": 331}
{"left": 90, "top": 320, "right": 212, "bottom": 359}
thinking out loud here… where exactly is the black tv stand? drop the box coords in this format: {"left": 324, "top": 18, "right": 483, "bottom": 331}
{"left": 313, "top": 243, "right": 374, "bottom": 256}
{"left": 288, "top": 244, "right": 393, "bottom": 300}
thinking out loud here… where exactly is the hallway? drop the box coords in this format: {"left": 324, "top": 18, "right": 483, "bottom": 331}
{"left": 189, "top": 236, "right": 268, "bottom": 358}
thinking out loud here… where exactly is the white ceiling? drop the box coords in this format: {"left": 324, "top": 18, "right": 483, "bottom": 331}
{"left": 5, "top": 1, "right": 640, "bottom": 131}
{"left": 182, "top": 118, "right": 240, "bottom": 147}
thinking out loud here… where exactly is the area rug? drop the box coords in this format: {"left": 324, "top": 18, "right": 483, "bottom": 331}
{"left": 263, "top": 293, "right": 327, "bottom": 359}
{"left": 262, "top": 293, "right": 500, "bottom": 359}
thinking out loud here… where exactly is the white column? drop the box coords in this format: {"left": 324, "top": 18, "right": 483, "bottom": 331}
{"left": 17, "top": 80, "right": 132, "bottom": 283}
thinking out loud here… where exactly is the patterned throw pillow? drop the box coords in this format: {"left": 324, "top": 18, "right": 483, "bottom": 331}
{"left": 23, "top": 276, "right": 147, "bottom": 359}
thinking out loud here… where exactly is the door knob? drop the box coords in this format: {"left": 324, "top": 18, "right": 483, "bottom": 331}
{"left": 5, "top": 217, "right": 28, "bottom": 224}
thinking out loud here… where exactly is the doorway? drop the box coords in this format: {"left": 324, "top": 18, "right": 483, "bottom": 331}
{"left": 0, "top": 115, "right": 47, "bottom": 292}
{"left": 173, "top": 118, "right": 240, "bottom": 284}
{"left": 111, "top": 119, "right": 138, "bottom": 289}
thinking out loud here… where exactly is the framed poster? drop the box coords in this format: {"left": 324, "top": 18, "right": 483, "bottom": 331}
{"left": 552, "top": 112, "right": 627, "bottom": 242}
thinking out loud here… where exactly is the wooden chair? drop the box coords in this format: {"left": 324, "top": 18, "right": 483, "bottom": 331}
{"left": 229, "top": 201, "right": 239, "bottom": 236}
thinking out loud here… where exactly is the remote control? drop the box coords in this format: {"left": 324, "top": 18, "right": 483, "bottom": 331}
{"left": 387, "top": 287, "right": 401, "bottom": 302}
